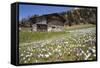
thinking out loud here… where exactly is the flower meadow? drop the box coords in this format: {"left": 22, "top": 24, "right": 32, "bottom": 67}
{"left": 19, "top": 27, "right": 96, "bottom": 64}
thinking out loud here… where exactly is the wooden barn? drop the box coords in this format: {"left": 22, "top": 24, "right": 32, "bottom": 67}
{"left": 32, "top": 13, "right": 66, "bottom": 32}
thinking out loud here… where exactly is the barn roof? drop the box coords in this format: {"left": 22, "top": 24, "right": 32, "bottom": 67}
{"left": 30, "top": 12, "right": 66, "bottom": 23}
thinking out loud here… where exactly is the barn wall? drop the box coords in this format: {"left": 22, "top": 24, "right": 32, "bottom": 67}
{"left": 37, "top": 24, "right": 47, "bottom": 32}
{"left": 47, "top": 19, "right": 64, "bottom": 32}
{"left": 32, "top": 24, "right": 37, "bottom": 32}
{"left": 48, "top": 19, "right": 64, "bottom": 26}
{"left": 32, "top": 16, "right": 65, "bottom": 32}
{"left": 36, "top": 17, "right": 47, "bottom": 24}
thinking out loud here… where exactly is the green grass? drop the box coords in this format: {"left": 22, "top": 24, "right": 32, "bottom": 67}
{"left": 19, "top": 31, "right": 67, "bottom": 43}
{"left": 64, "top": 24, "right": 96, "bottom": 31}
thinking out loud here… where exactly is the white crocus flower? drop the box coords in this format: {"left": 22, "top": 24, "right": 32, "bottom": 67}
{"left": 45, "top": 54, "right": 49, "bottom": 58}
{"left": 20, "top": 54, "right": 24, "bottom": 56}
{"left": 24, "top": 61, "right": 27, "bottom": 63}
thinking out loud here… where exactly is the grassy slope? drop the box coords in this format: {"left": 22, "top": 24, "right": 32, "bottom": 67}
{"left": 64, "top": 24, "right": 96, "bottom": 30}
{"left": 19, "top": 24, "right": 95, "bottom": 43}
{"left": 19, "top": 31, "right": 66, "bottom": 43}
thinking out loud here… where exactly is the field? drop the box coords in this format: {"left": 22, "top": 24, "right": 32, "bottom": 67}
{"left": 19, "top": 24, "right": 96, "bottom": 64}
